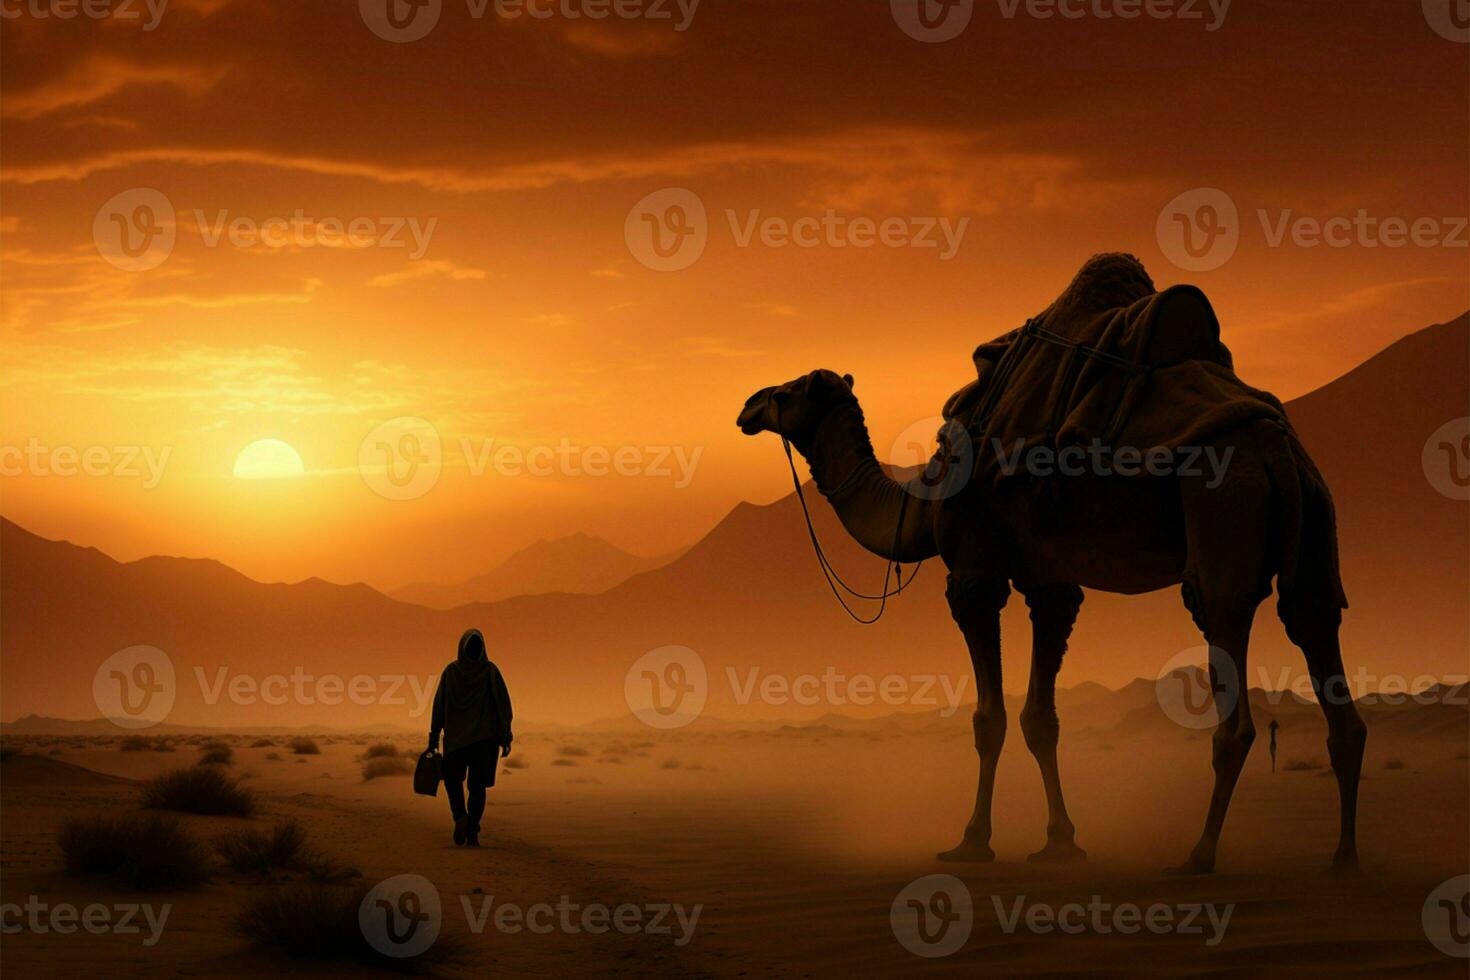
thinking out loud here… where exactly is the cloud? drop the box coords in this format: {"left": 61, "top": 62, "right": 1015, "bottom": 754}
{"left": 0, "top": 126, "right": 1098, "bottom": 216}
{"left": 2, "top": 57, "right": 226, "bottom": 120}
{"left": 367, "top": 260, "right": 487, "bottom": 288}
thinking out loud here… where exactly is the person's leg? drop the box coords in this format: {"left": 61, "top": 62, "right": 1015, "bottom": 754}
{"left": 442, "top": 751, "right": 469, "bottom": 844}
{"left": 465, "top": 746, "right": 491, "bottom": 844}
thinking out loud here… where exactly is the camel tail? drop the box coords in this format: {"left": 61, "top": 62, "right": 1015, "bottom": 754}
{"left": 1258, "top": 419, "right": 1348, "bottom": 640}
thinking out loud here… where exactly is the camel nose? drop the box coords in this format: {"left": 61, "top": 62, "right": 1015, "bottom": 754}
{"left": 736, "top": 392, "right": 769, "bottom": 435}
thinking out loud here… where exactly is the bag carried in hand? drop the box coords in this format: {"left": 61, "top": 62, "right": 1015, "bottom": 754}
{"left": 414, "top": 750, "right": 442, "bottom": 797}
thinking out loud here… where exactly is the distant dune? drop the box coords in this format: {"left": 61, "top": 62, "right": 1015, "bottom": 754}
{"left": 389, "top": 533, "right": 680, "bottom": 609}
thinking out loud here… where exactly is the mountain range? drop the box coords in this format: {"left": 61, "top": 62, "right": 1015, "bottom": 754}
{"left": 388, "top": 533, "right": 679, "bottom": 609}
{"left": 3, "top": 313, "right": 1465, "bottom": 728}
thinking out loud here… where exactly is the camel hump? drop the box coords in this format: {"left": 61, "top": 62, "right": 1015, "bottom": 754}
{"left": 1044, "top": 252, "right": 1157, "bottom": 325}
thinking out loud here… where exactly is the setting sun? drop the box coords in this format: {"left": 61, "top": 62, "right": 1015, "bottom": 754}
{"left": 232, "top": 439, "right": 306, "bottom": 480}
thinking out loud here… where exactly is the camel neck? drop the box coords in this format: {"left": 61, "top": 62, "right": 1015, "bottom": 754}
{"left": 797, "top": 400, "right": 882, "bottom": 500}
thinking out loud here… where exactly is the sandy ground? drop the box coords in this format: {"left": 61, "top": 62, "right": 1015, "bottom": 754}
{"left": 2, "top": 725, "right": 1466, "bottom": 977}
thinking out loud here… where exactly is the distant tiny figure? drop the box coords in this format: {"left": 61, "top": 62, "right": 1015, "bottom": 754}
{"left": 1269, "top": 719, "right": 1280, "bottom": 773}
{"left": 429, "top": 628, "right": 513, "bottom": 848}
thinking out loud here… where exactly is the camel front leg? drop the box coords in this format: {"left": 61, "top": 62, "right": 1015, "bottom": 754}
{"left": 937, "top": 574, "right": 1009, "bottom": 863}
{"left": 1020, "top": 583, "right": 1087, "bottom": 863}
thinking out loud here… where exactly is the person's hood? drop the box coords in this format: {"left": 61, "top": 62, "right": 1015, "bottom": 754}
{"left": 457, "top": 628, "right": 487, "bottom": 666}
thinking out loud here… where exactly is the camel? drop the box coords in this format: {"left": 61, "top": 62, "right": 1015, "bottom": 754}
{"left": 735, "top": 259, "right": 1366, "bottom": 874}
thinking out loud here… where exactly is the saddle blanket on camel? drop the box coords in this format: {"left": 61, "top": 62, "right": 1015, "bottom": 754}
{"left": 937, "top": 252, "right": 1346, "bottom": 614}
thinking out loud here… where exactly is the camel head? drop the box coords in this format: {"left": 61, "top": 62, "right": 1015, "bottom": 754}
{"left": 737, "top": 370, "right": 855, "bottom": 444}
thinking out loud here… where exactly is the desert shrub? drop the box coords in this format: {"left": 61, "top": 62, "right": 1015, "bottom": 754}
{"left": 264, "top": 751, "right": 282, "bottom": 761}
{"left": 504, "top": 755, "right": 529, "bottom": 770}
{"left": 550, "top": 758, "right": 576, "bottom": 767}
{"left": 199, "top": 745, "right": 235, "bottom": 766}
{"left": 0, "top": 743, "right": 18, "bottom": 762}
{"left": 236, "top": 882, "right": 459, "bottom": 967}
{"left": 250, "top": 738, "right": 275, "bottom": 748}
{"left": 661, "top": 758, "right": 682, "bottom": 769}
{"left": 142, "top": 766, "right": 255, "bottom": 816}
{"left": 59, "top": 812, "right": 209, "bottom": 889}
{"left": 1383, "top": 758, "right": 1405, "bottom": 770}
{"left": 289, "top": 737, "right": 321, "bottom": 755}
{"left": 214, "top": 820, "right": 316, "bottom": 873}
{"left": 154, "top": 739, "right": 176, "bottom": 752}
{"left": 363, "top": 742, "right": 399, "bottom": 759}
{"left": 120, "top": 735, "right": 154, "bottom": 751}
{"left": 361, "top": 756, "right": 413, "bottom": 781}
{"left": 557, "top": 745, "right": 590, "bottom": 757}
{"left": 1282, "top": 757, "right": 1324, "bottom": 772}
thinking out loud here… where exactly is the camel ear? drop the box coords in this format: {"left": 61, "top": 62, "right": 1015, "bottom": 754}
{"left": 841, "top": 373, "right": 854, "bottom": 389}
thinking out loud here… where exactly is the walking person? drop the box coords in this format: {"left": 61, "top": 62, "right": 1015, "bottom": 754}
{"left": 429, "top": 628, "right": 513, "bottom": 847}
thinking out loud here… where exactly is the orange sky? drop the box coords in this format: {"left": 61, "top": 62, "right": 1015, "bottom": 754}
{"left": 2, "top": 0, "right": 1467, "bottom": 589}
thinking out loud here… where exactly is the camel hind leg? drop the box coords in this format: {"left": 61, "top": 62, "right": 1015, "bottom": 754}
{"left": 1283, "top": 611, "right": 1366, "bottom": 871}
{"left": 1019, "top": 582, "right": 1087, "bottom": 863}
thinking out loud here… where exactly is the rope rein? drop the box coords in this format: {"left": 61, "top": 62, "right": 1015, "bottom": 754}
{"left": 777, "top": 402, "right": 923, "bottom": 624}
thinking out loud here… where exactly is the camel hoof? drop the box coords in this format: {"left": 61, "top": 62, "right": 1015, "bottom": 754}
{"left": 1027, "top": 841, "right": 1087, "bottom": 864}
{"left": 936, "top": 841, "right": 995, "bottom": 863}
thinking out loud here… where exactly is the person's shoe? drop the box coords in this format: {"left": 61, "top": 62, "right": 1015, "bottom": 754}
{"left": 452, "top": 817, "right": 467, "bottom": 846}
{"left": 465, "top": 830, "right": 480, "bottom": 848}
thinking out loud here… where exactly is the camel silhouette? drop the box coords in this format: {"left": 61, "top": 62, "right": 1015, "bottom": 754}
{"left": 736, "top": 256, "right": 1366, "bottom": 874}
